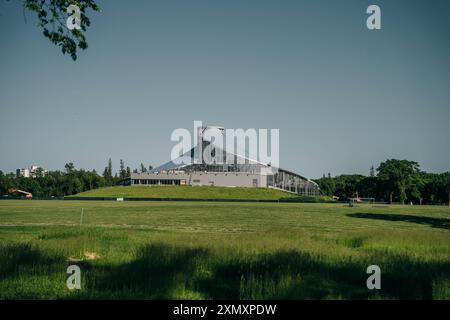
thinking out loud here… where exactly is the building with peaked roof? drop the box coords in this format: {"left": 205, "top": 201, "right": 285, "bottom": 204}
{"left": 124, "top": 126, "right": 321, "bottom": 196}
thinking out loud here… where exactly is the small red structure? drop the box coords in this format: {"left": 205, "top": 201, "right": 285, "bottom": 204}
{"left": 8, "top": 188, "right": 33, "bottom": 199}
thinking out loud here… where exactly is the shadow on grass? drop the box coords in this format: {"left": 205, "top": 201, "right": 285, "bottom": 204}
{"left": 0, "top": 243, "right": 66, "bottom": 281}
{"left": 84, "top": 245, "right": 210, "bottom": 299}
{"left": 83, "top": 244, "right": 449, "bottom": 299}
{"left": 347, "top": 213, "right": 450, "bottom": 230}
{"left": 1, "top": 243, "right": 449, "bottom": 299}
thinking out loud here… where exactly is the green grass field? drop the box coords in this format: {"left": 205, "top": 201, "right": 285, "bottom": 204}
{"left": 69, "top": 185, "right": 332, "bottom": 202}
{"left": 0, "top": 199, "right": 449, "bottom": 299}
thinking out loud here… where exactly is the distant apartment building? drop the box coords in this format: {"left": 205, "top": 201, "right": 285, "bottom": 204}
{"left": 16, "top": 165, "right": 47, "bottom": 178}
{"left": 16, "top": 168, "right": 30, "bottom": 178}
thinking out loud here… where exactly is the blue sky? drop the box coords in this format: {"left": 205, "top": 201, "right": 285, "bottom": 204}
{"left": 1, "top": 0, "right": 449, "bottom": 178}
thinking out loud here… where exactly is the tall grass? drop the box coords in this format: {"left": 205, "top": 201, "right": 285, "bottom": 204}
{"left": 0, "top": 200, "right": 449, "bottom": 299}
{"left": 1, "top": 239, "right": 448, "bottom": 299}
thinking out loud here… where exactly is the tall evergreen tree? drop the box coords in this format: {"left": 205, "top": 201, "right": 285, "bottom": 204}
{"left": 370, "top": 165, "right": 375, "bottom": 177}
{"left": 108, "top": 158, "right": 113, "bottom": 178}
{"left": 119, "top": 160, "right": 126, "bottom": 179}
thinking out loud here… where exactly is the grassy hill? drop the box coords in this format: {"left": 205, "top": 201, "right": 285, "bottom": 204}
{"left": 69, "top": 186, "right": 332, "bottom": 202}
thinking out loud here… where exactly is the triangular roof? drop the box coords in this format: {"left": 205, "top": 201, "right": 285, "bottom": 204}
{"left": 150, "top": 141, "right": 270, "bottom": 173}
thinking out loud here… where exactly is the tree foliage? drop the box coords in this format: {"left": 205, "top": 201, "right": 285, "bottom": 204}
{"left": 314, "top": 159, "right": 449, "bottom": 204}
{"left": 102, "top": 158, "right": 113, "bottom": 186}
{"left": 21, "top": 0, "right": 100, "bottom": 60}
{"left": 0, "top": 164, "right": 104, "bottom": 197}
{"left": 377, "top": 159, "right": 420, "bottom": 204}
{"left": 0, "top": 158, "right": 133, "bottom": 198}
{"left": 1, "top": 158, "right": 448, "bottom": 203}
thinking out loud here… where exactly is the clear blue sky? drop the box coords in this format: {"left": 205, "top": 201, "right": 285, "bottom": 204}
{"left": 1, "top": 0, "right": 449, "bottom": 178}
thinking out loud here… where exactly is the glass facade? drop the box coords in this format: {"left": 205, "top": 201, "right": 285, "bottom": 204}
{"left": 177, "top": 163, "right": 267, "bottom": 174}
{"left": 266, "top": 170, "right": 321, "bottom": 196}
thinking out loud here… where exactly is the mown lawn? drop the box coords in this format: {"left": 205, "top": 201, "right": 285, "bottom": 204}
{"left": 68, "top": 185, "right": 331, "bottom": 202}
{"left": 0, "top": 200, "right": 449, "bottom": 299}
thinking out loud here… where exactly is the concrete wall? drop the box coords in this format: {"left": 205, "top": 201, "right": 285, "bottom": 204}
{"left": 189, "top": 172, "right": 266, "bottom": 187}
{"left": 130, "top": 172, "right": 267, "bottom": 188}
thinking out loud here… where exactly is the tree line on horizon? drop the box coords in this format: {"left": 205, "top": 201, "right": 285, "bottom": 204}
{"left": 314, "top": 159, "right": 450, "bottom": 205}
{"left": 0, "top": 159, "right": 152, "bottom": 198}
{"left": 0, "top": 158, "right": 448, "bottom": 204}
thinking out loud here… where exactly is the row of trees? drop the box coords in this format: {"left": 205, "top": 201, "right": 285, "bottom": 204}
{"left": 101, "top": 158, "right": 154, "bottom": 187}
{"left": 314, "top": 159, "right": 450, "bottom": 204}
{"left": 0, "top": 165, "right": 103, "bottom": 198}
{"left": 1, "top": 158, "right": 448, "bottom": 203}
{"left": 0, "top": 159, "right": 153, "bottom": 197}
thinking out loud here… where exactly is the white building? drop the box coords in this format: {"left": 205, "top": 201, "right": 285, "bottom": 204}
{"left": 16, "top": 165, "right": 47, "bottom": 178}
{"left": 16, "top": 168, "right": 30, "bottom": 178}
{"left": 124, "top": 126, "right": 321, "bottom": 196}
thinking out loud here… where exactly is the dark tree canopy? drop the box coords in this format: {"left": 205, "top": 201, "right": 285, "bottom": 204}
{"left": 377, "top": 159, "right": 420, "bottom": 204}
{"left": 314, "top": 159, "right": 449, "bottom": 204}
{"left": 20, "top": 0, "right": 100, "bottom": 60}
